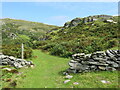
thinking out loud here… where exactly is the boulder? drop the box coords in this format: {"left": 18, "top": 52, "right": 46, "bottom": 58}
{"left": 68, "top": 62, "right": 81, "bottom": 68}
{"left": 85, "top": 54, "right": 91, "bottom": 59}
{"left": 90, "top": 65, "right": 97, "bottom": 70}
{"left": 2, "top": 62, "right": 8, "bottom": 65}
{"left": 13, "top": 62, "right": 23, "bottom": 69}
{"left": 67, "top": 69, "right": 77, "bottom": 73}
{"left": 105, "top": 50, "right": 115, "bottom": 58}
{"left": 70, "top": 18, "right": 81, "bottom": 27}
{"left": 72, "top": 53, "right": 85, "bottom": 61}
{"left": 111, "top": 63, "right": 119, "bottom": 67}
{"left": 93, "top": 58, "right": 107, "bottom": 61}
{"left": 65, "top": 75, "right": 73, "bottom": 79}
{"left": 79, "top": 65, "right": 89, "bottom": 70}
{"left": 106, "top": 67, "right": 116, "bottom": 71}
{"left": 98, "top": 66, "right": 106, "bottom": 70}
{"left": 64, "top": 21, "right": 70, "bottom": 28}
{"left": 0, "top": 55, "right": 8, "bottom": 59}
{"left": 88, "top": 61, "right": 98, "bottom": 65}
{"left": 21, "top": 61, "right": 25, "bottom": 66}
{"left": 69, "top": 60, "right": 78, "bottom": 63}
{"left": 9, "top": 56, "right": 16, "bottom": 61}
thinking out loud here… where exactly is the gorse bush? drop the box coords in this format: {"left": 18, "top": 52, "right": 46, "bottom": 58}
{"left": 42, "top": 43, "right": 56, "bottom": 51}
{"left": 2, "top": 44, "right": 32, "bottom": 59}
{"left": 32, "top": 41, "right": 48, "bottom": 49}
{"left": 50, "top": 44, "right": 68, "bottom": 57}
{"left": 40, "top": 36, "right": 118, "bottom": 58}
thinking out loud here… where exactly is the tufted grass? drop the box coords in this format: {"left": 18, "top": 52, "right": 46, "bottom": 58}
{"left": 2, "top": 50, "right": 119, "bottom": 88}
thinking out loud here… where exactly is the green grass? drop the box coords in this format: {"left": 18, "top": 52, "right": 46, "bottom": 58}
{"left": 2, "top": 50, "right": 119, "bottom": 88}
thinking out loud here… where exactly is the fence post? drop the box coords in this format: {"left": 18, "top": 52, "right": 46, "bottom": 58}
{"left": 21, "top": 43, "right": 24, "bottom": 59}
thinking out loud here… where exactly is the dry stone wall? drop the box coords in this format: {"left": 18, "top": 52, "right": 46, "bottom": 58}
{"left": 0, "top": 54, "right": 33, "bottom": 68}
{"left": 66, "top": 50, "right": 120, "bottom": 73}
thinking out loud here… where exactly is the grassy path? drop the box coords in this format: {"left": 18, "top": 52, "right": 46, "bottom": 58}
{"left": 16, "top": 50, "right": 69, "bottom": 88}
{"left": 4, "top": 50, "right": 119, "bottom": 88}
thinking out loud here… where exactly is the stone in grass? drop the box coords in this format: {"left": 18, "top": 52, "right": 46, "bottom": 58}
{"left": 6, "top": 69, "right": 19, "bottom": 74}
{"left": 101, "top": 80, "right": 111, "bottom": 84}
{"left": 64, "top": 80, "right": 71, "bottom": 84}
{"left": 3, "top": 68, "right": 12, "bottom": 71}
{"left": 65, "top": 75, "right": 73, "bottom": 79}
{"left": 73, "top": 82, "right": 79, "bottom": 85}
{"left": 63, "top": 72, "right": 69, "bottom": 76}
{"left": 30, "top": 65, "right": 34, "bottom": 68}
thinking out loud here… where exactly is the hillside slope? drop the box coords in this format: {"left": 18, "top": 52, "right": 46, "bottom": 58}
{"left": 1, "top": 18, "right": 58, "bottom": 44}
{"left": 0, "top": 18, "right": 58, "bottom": 58}
{"left": 39, "top": 15, "right": 119, "bottom": 57}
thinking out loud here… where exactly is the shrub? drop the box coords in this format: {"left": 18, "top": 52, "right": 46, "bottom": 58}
{"left": 2, "top": 44, "right": 32, "bottom": 59}
{"left": 50, "top": 44, "right": 67, "bottom": 57}
{"left": 41, "top": 43, "right": 57, "bottom": 51}
{"left": 32, "top": 41, "right": 48, "bottom": 49}
{"left": 84, "top": 45, "right": 94, "bottom": 54}
{"left": 106, "top": 39, "right": 118, "bottom": 49}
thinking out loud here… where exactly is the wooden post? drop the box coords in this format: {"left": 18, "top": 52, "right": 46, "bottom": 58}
{"left": 21, "top": 43, "right": 24, "bottom": 59}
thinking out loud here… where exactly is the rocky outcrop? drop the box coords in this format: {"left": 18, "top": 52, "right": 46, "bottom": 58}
{"left": 92, "top": 15, "right": 113, "bottom": 18}
{"left": 70, "top": 18, "right": 81, "bottom": 27}
{"left": 0, "top": 54, "right": 33, "bottom": 68}
{"left": 66, "top": 50, "right": 120, "bottom": 73}
{"left": 63, "top": 15, "right": 115, "bottom": 28}
{"left": 64, "top": 18, "right": 82, "bottom": 28}
{"left": 64, "top": 21, "right": 70, "bottom": 28}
